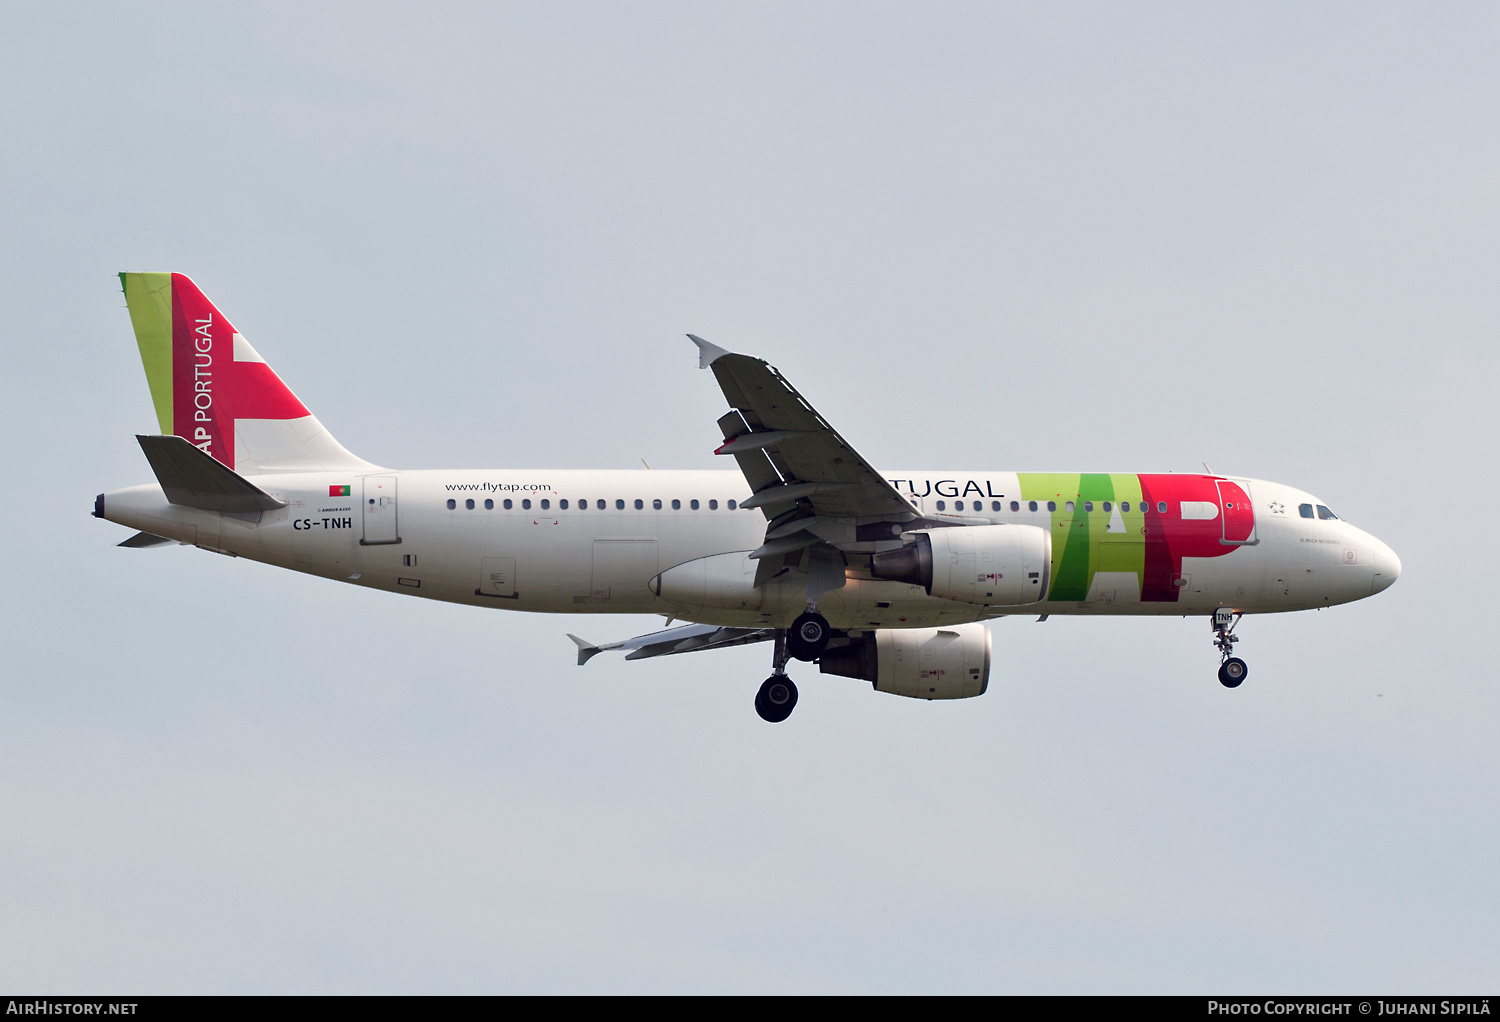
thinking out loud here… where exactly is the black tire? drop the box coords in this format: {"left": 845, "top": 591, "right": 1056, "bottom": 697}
{"left": 1218, "top": 657, "right": 1248, "bottom": 688}
{"left": 786, "top": 612, "right": 831, "bottom": 662}
{"left": 755, "top": 675, "right": 798, "bottom": 723}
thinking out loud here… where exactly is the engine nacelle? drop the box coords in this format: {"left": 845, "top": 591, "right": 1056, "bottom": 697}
{"left": 819, "top": 622, "right": 991, "bottom": 700}
{"left": 649, "top": 551, "right": 762, "bottom": 612}
{"left": 869, "top": 524, "right": 1051, "bottom": 606}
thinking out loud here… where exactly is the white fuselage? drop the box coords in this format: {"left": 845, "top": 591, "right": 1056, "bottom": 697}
{"left": 99, "top": 468, "right": 1400, "bottom": 630}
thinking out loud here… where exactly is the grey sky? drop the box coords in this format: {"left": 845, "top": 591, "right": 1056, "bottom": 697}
{"left": 1, "top": 2, "right": 1496, "bottom": 992}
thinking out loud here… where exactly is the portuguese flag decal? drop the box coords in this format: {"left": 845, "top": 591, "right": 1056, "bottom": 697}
{"left": 330, "top": 485, "right": 351, "bottom": 497}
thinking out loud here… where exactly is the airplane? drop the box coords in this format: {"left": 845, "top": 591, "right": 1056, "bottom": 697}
{"left": 94, "top": 273, "right": 1401, "bottom": 722}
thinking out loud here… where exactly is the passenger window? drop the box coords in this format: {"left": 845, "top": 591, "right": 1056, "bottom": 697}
{"left": 504, "top": 499, "right": 513, "bottom": 510}
{"left": 1157, "top": 502, "right": 1167, "bottom": 513}
{"left": 1120, "top": 501, "right": 1130, "bottom": 512}
{"left": 634, "top": 499, "right": 643, "bottom": 510}
{"left": 1029, "top": 501, "right": 1038, "bottom": 512}
{"left": 1065, "top": 501, "right": 1075, "bottom": 512}
{"left": 1317, "top": 505, "right": 1338, "bottom": 520}
{"left": 1010, "top": 501, "right": 1020, "bottom": 512}
{"left": 615, "top": 499, "right": 624, "bottom": 510}
{"left": 728, "top": 500, "right": 738, "bottom": 510}
{"left": 936, "top": 500, "right": 946, "bottom": 511}
{"left": 1102, "top": 501, "right": 1111, "bottom": 512}
{"left": 653, "top": 499, "right": 662, "bottom": 510}
{"left": 709, "top": 499, "right": 718, "bottom": 510}
{"left": 992, "top": 501, "right": 1002, "bottom": 512}
{"left": 522, "top": 499, "right": 531, "bottom": 510}
{"left": 1047, "top": 501, "right": 1056, "bottom": 512}
{"left": 690, "top": 499, "right": 700, "bottom": 510}
{"left": 540, "top": 499, "right": 550, "bottom": 510}
{"left": 484, "top": 498, "right": 493, "bottom": 510}
{"left": 672, "top": 499, "right": 681, "bottom": 510}
{"left": 465, "top": 498, "right": 475, "bottom": 510}
{"left": 1299, "top": 503, "right": 1315, "bottom": 519}
{"left": 955, "top": 501, "right": 964, "bottom": 511}
{"left": 1083, "top": 501, "right": 1093, "bottom": 513}
{"left": 560, "top": 499, "right": 569, "bottom": 510}
{"left": 446, "top": 499, "right": 456, "bottom": 510}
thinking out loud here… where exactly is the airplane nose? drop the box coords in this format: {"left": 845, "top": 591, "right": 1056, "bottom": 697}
{"left": 1371, "top": 539, "right": 1401, "bottom": 594}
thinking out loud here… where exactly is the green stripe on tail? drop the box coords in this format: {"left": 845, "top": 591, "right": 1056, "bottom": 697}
{"left": 119, "top": 272, "right": 174, "bottom": 434}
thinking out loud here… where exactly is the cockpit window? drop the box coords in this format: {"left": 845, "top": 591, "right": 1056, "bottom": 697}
{"left": 1317, "top": 505, "right": 1338, "bottom": 520}
{"left": 1299, "top": 503, "right": 1314, "bottom": 519}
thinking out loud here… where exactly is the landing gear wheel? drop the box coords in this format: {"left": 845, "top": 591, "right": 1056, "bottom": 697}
{"left": 755, "top": 675, "right": 799, "bottom": 723}
{"left": 1218, "top": 657, "right": 1248, "bottom": 688}
{"left": 786, "top": 612, "right": 831, "bottom": 662}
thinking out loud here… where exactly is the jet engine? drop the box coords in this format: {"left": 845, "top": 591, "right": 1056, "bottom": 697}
{"left": 819, "top": 622, "right": 991, "bottom": 700}
{"left": 649, "top": 551, "right": 761, "bottom": 612}
{"left": 869, "top": 524, "right": 1051, "bottom": 606}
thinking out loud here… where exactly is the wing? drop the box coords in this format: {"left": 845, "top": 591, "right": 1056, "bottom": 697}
{"left": 568, "top": 624, "right": 775, "bottom": 665}
{"left": 689, "top": 336, "right": 918, "bottom": 567}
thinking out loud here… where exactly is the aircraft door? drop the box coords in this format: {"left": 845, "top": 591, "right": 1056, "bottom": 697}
{"left": 1216, "top": 479, "right": 1257, "bottom": 546}
{"left": 362, "top": 475, "right": 400, "bottom": 545}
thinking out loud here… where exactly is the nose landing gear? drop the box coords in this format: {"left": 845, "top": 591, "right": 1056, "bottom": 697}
{"left": 1212, "top": 608, "right": 1248, "bottom": 688}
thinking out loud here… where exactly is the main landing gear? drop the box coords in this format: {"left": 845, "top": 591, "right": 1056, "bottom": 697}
{"left": 755, "top": 675, "right": 799, "bottom": 723}
{"left": 756, "top": 621, "right": 816, "bottom": 726}
{"left": 787, "top": 611, "right": 831, "bottom": 661}
{"left": 756, "top": 610, "right": 833, "bottom": 722}
{"left": 1212, "top": 607, "right": 1248, "bottom": 688}
{"left": 756, "top": 628, "right": 804, "bottom": 723}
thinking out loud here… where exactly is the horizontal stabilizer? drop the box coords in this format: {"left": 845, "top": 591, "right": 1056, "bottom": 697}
{"left": 136, "top": 434, "right": 287, "bottom": 513}
{"left": 118, "top": 531, "right": 175, "bottom": 548}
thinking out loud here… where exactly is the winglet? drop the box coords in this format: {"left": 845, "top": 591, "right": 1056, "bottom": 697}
{"left": 687, "top": 334, "right": 731, "bottom": 369}
{"left": 567, "top": 634, "right": 603, "bottom": 666}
